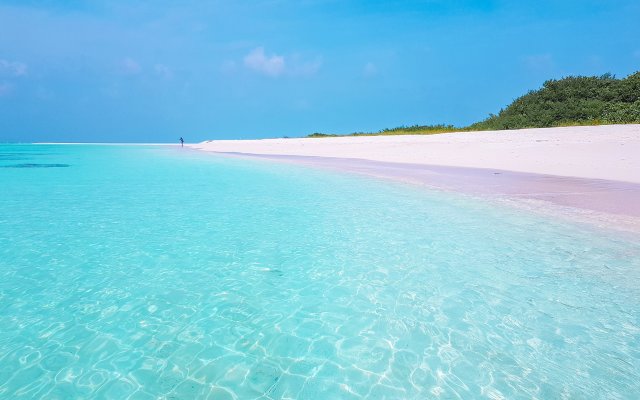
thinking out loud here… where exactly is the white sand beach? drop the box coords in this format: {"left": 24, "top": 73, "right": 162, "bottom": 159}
{"left": 189, "top": 125, "right": 640, "bottom": 230}
{"left": 190, "top": 124, "right": 640, "bottom": 183}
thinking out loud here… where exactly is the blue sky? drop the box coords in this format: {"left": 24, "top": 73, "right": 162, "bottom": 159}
{"left": 1, "top": 0, "right": 639, "bottom": 142}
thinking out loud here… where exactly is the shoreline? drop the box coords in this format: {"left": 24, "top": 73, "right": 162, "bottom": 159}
{"left": 187, "top": 125, "right": 640, "bottom": 234}
{"left": 190, "top": 124, "right": 640, "bottom": 184}
{"left": 201, "top": 151, "right": 640, "bottom": 235}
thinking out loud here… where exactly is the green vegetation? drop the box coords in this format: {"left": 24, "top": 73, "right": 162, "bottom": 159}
{"left": 307, "top": 133, "right": 339, "bottom": 138}
{"left": 307, "top": 124, "right": 459, "bottom": 137}
{"left": 470, "top": 72, "right": 640, "bottom": 130}
{"left": 376, "top": 124, "right": 459, "bottom": 135}
{"left": 307, "top": 71, "right": 640, "bottom": 137}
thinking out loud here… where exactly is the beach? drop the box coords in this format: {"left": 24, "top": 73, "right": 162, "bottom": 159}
{"left": 189, "top": 124, "right": 640, "bottom": 230}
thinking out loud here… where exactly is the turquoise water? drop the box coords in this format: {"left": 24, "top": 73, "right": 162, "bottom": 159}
{"left": 1, "top": 144, "right": 639, "bottom": 399}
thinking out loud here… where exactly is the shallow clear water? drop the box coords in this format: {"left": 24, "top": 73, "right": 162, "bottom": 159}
{"left": 1, "top": 144, "right": 639, "bottom": 399}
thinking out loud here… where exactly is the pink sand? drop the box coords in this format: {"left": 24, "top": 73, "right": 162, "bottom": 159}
{"left": 188, "top": 125, "right": 640, "bottom": 230}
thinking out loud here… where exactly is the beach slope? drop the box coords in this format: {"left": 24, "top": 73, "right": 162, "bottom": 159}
{"left": 190, "top": 125, "right": 640, "bottom": 183}
{"left": 189, "top": 125, "right": 640, "bottom": 227}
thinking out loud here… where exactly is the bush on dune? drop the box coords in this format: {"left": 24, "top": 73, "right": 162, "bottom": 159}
{"left": 307, "top": 71, "right": 640, "bottom": 137}
{"left": 469, "top": 71, "right": 640, "bottom": 130}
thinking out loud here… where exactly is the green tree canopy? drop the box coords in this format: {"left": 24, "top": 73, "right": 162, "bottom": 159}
{"left": 470, "top": 71, "right": 640, "bottom": 130}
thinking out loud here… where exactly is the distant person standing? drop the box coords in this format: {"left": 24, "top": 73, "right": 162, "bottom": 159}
{"left": 179, "top": 137, "right": 184, "bottom": 147}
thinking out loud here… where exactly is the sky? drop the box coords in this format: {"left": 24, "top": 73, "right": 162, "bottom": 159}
{"left": 1, "top": 0, "right": 639, "bottom": 142}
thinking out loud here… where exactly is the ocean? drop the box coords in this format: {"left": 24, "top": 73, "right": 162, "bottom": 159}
{"left": 1, "top": 144, "right": 639, "bottom": 399}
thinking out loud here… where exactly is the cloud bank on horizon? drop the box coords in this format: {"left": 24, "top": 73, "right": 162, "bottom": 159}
{"left": 0, "top": 0, "right": 639, "bottom": 142}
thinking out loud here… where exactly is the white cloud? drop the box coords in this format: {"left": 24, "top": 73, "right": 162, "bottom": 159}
{"left": 0, "top": 82, "right": 12, "bottom": 96}
{"left": 363, "top": 62, "right": 377, "bottom": 78}
{"left": 240, "top": 47, "right": 322, "bottom": 78}
{"left": 0, "top": 59, "right": 28, "bottom": 77}
{"left": 154, "top": 64, "right": 173, "bottom": 79}
{"left": 244, "top": 47, "right": 285, "bottom": 77}
{"left": 119, "top": 58, "right": 142, "bottom": 75}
